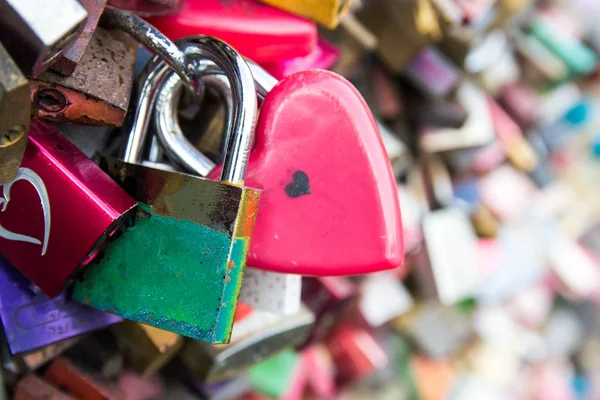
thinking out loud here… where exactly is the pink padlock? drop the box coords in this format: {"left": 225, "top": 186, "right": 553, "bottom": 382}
{"left": 0, "top": 120, "right": 137, "bottom": 297}
{"left": 208, "top": 70, "right": 404, "bottom": 276}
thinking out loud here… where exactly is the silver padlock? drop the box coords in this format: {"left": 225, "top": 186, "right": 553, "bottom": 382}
{"left": 0, "top": 0, "right": 88, "bottom": 77}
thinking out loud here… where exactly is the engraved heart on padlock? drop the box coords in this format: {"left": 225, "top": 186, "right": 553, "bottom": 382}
{"left": 0, "top": 168, "right": 51, "bottom": 256}
{"left": 209, "top": 70, "right": 404, "bottom": 275}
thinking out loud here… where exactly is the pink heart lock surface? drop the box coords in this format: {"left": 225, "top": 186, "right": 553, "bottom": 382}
{"left": 208, "top": 70, "right": 404, "bottom": 275}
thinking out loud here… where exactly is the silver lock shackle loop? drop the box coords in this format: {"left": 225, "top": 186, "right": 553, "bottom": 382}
{"left": 168, "top": 37, "right": 258, "bottom": 184}
{"left": 101, "top": 7, "right": 204, "bottom": 100}
{"left": 122, "top": 35, "right": 258, "bottom": 185}
{"left": 153, "top": 47, "right": 277, "bottom": 178}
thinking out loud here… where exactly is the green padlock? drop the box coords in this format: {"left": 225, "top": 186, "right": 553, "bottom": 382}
{"left": 73, "top": 35, "right": 260, "bottom": 344}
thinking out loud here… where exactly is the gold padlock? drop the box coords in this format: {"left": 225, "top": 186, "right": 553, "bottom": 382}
{"left": 257, "top": 0, "right": 351, "bottom": 29}
{"left": 0, "top": 42, "right": 30, "bottom": 186}
{"left": 112, "top": 321, "right": 184, "bottom": 377}
{"left": 357, "top": 0, "right": 442, "bottom": 71}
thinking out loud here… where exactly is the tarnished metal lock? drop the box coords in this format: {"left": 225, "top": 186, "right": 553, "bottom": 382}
{"left": 0, "top": 256, "right": 122, "bottom": 356}
{"left": 72, "top": 36, "right": 261, "bottom": 344}
{"left": 0, "top": 120, "right": 137, "bottom": 297}
{"left": 147, "top": 0, "right": 317, "bottom": 63}
{"left": 154, "top": 62, "right": 404, "bottom": 276}
{"left": 107, "top": 0, "right": 183, "bottom": 17}
{"left": 112, "top": 321, "right": 184, "bottom": 377}
{"left": 256, "top": 0, "right": 351, "bottom": 29}
{"left": 180, "top": 306, "right": 314, "bottom": 384}
{"left": 30, "top": 27, "right": 138, "bottom": 127}
{"left": 0, "top": 43, "right": 30, "bottom": 186}
{"left": 51, "top": 0, "right": 107, "bottom": 76}
{"left": 0, "top": 0, "right": 88, "bottom": 78}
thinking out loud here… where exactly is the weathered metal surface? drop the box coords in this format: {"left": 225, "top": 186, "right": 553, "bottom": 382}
{"left": 0, "top": 42, "right": 30, "bottom": 185}
{"left": 52, "top": 0, "right": 108, "bottom": 76}
{"left": 31, "top": 28, "right": 137, "bottom": 126}
{"left": 73, "top": 158, "right": 260, "bottom": 344}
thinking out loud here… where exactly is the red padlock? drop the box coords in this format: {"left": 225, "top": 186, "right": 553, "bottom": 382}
{"left": 146, "top": 0, "right": 317, "bottom": 63}
{"left": 207, "top": 70, "right": 404, "bottom": 275}
{"left": 261, "top": 39, "right": 340, "bottom": 80}
{"left": 325, "top": 324, "right": 388, "bottom": 383}
{"left": 0, "top": 120, "right": 137, "bottom": 297}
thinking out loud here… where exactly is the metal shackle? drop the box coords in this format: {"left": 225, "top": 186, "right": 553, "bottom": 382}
{"left": 100, "top": 7, "right": 205, "bottom": 100}
{"left": 153, "top": 50, "right": 277, "bottom": 178}
{"left": 150, "top": 37, "right": 263, "bottom": 184}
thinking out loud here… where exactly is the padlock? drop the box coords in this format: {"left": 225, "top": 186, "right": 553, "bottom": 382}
{"left": 392, "top": 302, "right": 472, "bottom": 358}
{"left": 422, "top": 208, "right": 479, "bottom": 305}
{"left": 239, "top": 269, "right": 302, "bottom": 316}
{"left": 301, "top": 277, "right": 356, "bottom": 345}
{"left": 357, "top": 0, "right": 441, "bottom": 71}
{"left": 325, "top": 324, "right": 388, "bottom": 384}
{"left": 180, "top": 306, "right": 314, "bottom": 384}
{"left": 13, "top": 375, "right": 76, "bottom": 400}
{"left": 72, "top": 36, "right": 261, "bottom": 344}
{"left": 514, "top": 31, "right": 569, "bottom": 83}
{"left": 261, "top": 39, "right": 340, "bottom": 80}
{"left": 529, "top": 13, "right": 597, "bottom": 77}
{"left": 118, "top": 369, "right": 165, "bottom": 400}
{"left": 355, "top": 272, "right": 413, "bottom": 328}
{"left": 0, "top": 43, "right": 30, "bottom": 186}
{"left": 19, "top": 337, "right": 80, "bottom": 372}
{"left": 30, "top": 27, "right": 138, "bottom": 127}
{"left": 64, "top": 331, "right": 124, "bottom": 380}
{"left": 498, "top": 81, "right": 540, "bottom": 129}
{"left": 50, "top": 0, "right": 107, "bottom": 76}
{"left": 112, "top": 321, "right": 184, "bottom": 377}
{"left": 256, "top": 0, "right": 351, "bottom": 29}
{"left": 147, "top": 0, "right": 318, "bottom": 64}
{"left": 246, "top": 349, "right": 302, "bottom": 399}
{"left": 0, "top": 0, "right": 88, "bottom": 78}
{"left": 153, "top": 65, "right": 404, "bottom": 276}
{"left": 107, "top": 0, "right": 183, "bottom": 17}
{"left": 420, "top": 81, "right": 495, "bottom": 153}
{"left": 45, "top": 357, "right": 126, "bottom": 400}
{"left": 0, "top": 120, "right": 137, "bottom": 297}
{"left": 403, "top": 46, "right": 460, "bottom": 99}
{"left": 0, "top": 256, "right": 122, "bottom": 356}
{"left": 487, "top": 98, "right": 538, "bottom": 172}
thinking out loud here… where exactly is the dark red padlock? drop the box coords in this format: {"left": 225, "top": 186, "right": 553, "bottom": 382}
{"left": 325, "top": 324, "right": 388, "bottom": 383}
{"left": 0, "top": 120, "right": 137, "bottom": 297}
{"left": 146, "top": 0, "right": 317, "bottom": 63}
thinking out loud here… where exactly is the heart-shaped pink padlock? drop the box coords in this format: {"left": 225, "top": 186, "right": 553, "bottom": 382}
{"left": 206, "top": 70, "right": 405, "bottom": 276}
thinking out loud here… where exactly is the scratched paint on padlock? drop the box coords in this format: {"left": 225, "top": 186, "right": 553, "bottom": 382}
{"left": 0, "top": 256, "right": 122, "bottom": 356}
{"left": 72, "top": 205, "right": 248, "bottom": 344}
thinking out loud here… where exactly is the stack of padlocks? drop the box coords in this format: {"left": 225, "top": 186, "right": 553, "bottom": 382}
{"left": 1, "top": 0, "right": 600, "bottom": 398}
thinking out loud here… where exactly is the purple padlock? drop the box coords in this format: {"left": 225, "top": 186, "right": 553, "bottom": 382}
{"left": 0, "top": 256, "right": 122, "bottom": 355}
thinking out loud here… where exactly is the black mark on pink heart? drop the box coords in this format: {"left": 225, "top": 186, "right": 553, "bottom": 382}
{"left": 285, "top": 171, "right": 311, "bottom": 198}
